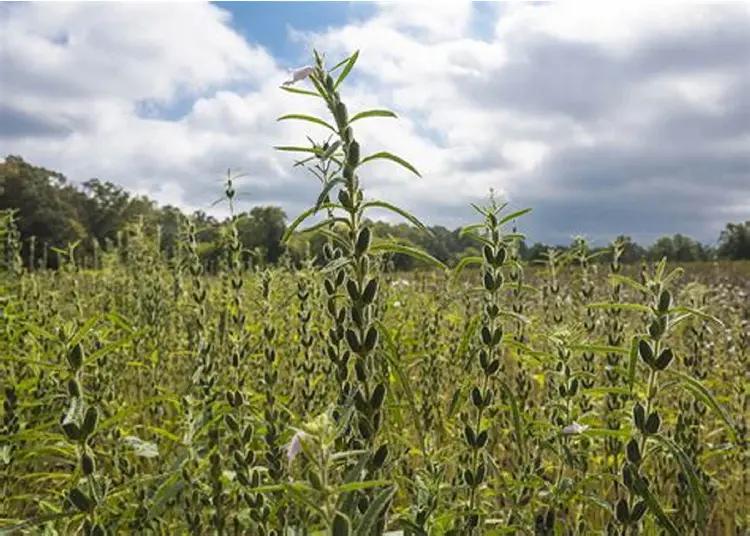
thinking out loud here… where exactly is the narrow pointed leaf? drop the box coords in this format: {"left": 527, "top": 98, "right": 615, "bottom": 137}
{"left": 361, "top": 200, "right": 431, "bottom": 234}
{"left": 370, "top": 242, "right": 447, "bottom": 271}
{"left": 349, "top": 109, "right": 397, "bottom": 123}
{"left": 358, "top": 152, "right": 421, "bottom": 178}
{"left": 334, "top": 50, "right": 359, "bottom": 90}
{"left": 277, "top": 114, "right": 337, "bottom": 132}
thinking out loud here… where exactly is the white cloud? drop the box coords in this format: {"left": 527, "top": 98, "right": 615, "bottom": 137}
{"left": 1, "top": 1, "right": 748, "bottom": 244}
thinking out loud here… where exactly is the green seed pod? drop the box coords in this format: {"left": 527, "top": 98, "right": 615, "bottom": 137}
{"left": 324, "top": 279, "right": 335, "bottom": 296}
{"left": 491, "top": 327, "right": 503, "bottom": 346}
{"left": 483, "top": 271, "right": 495, "bottom": 292}
{"left": 224, "top": 414, "right": 239, "bottom": 433}
{"left": 638, "top": 340, "right": 654, "bottom": 365}
{"left": 494, "top": 247, "right": 507, "bottom": 266}
{"left": 355, "top": 227, "right": 371, "bottom": 257}
{"left": 68, "top": 487, "right": 94, "bottom": 512}
{"left": 645, "top": 412, "right": 661, "bottom": 434}
{"left": 67, "top": 378, "right": 81, "bottom": 398}
{"left": 371, "top": 444, "right": 388, "bottom": 469}
{"left": 345, "top": 329, "right": 361, "bottom": 353}
{"left": 355, "top": 360, "right": 367, "bottom": 383}
{"left": 81, "top": 406, "right": 99, "bottom": 438}
{"left": 363, "top": 326, "right": 378, "bottom": 352}
{"left": 482, "top": 245, "right": 494, "bottom": 264}
{"left": 335, "top": 101, "right": 348, "bottom": 126}
{"left": 91, "top": 524, "right": 106, "bottom": 536}
{"left": 622, "top": 464, "right": 635, "bottom": 489}
{"left": 633, "top": 402, "right": 646, "bottom": 431}
{"left": 243, "top": 424, "right": 254, "bottom": 443}
{"left": 476, "top": 430, "right": 488, "bottom": 448}
{"left": 332, "top": 513, "right": 351, "bottom": 536}
{"left": 481, "top": 326, "right": 492, "bottom": 346}
{"left": 348, "top": 141, "right": 360, "bottom": 168}
{"left": 648, "top": 317, "right": 667, "bottom": 339}
{"left": 464, "top": 424, "right": 476, "bottom": 447}
{"left": 358, "top": 418, "right": 372, "bottom": 440}
{"left": 308, "top": 469, "right": 324, "bottom": 491}
{"left": 346, "top": 279, "right": 360, "bottom": 302}
{"left": 233, "top": 451, "right": 245, "bottom": 468}
{"left": 370, "top": 383, "right": 386, "bottom": 410}
{"left": 630, "top": 500, "right": 648, "bottom": 522}
{"left": 471, "top": 387, "right": 483, "bottom": 408}
{"left": 325, "top": 74, "right": 335, "bottom": 92}
{"left": 568, "top": 377, "right": 579, "bottom": 397}
{"left": 475, "top": 463, "right": 486, "bottom": 484}
{"left": 479, "top": 349, "right": 489, "bottom": 370}
{"left": 361, "top": 278, "right": 378, "bottom": 305}
{"left": 657, "top": 289, "right": 672, "bottom": 313}
{"left": 337, "top": 189, "right": 351, "bottom": 210}
{"left": 67, "top": 343, "right": 84, "bottom": 371}
{"left": 485, "top": 303, "right": 499, "bottom": 318}
{"left": 81, "top": 452, "right": 95, "bottom": 475}
{"left": 626, "top": 439, "right": 641, "bottom": 464}
{"left": 486, "top": 359, "right": 500, "bottom": 375}
{"left": 615, "top": 498, "right": 629, "bottom": 525}
{"left": 654, "top": 348, "right": 674, "bottom": 370}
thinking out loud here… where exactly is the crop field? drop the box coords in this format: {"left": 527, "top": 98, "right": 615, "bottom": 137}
{"left": 1, "top": 52, "right": 749, "bottom": 536}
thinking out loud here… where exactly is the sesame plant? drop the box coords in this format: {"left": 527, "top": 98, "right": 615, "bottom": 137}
{"left": 1, "top": 50, "right": 747, "bottom": 536}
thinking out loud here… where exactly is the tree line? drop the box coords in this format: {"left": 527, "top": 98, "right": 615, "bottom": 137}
{"left": 2, "top": 155, "right": 749, "bottom": 271}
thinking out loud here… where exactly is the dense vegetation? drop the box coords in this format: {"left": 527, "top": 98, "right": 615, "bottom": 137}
{"left": 2, "top": 154, "right": 750, "bottom": 272}
{"left": 1, "top": 51, "right": 748, "bottom": 535}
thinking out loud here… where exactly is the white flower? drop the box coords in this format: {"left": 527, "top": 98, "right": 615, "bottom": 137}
{"left": 282, "top": 65, "right": 314, "bottom": 86}
{"left": 286, "top": 430, "right": 306, "bottom": 463}
{"left": 562, "top": 421, "right": 589, "bottom": 435}
{"left": 393, "top": 301, "right": 402, "bottom": 308}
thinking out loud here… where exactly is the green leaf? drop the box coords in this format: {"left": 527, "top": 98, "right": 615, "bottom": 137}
{"left": 358, "top": 152, "right": 421, "bottom": 178}
{"left": 370, "top": 242, "right": 447, "bottom": 271}
{"left": 277, "top": 114, "right": 337, "bottom": 133}
{"left": 349, "top": 109, "right": 398, "bottom": 123}
{"left": 334, "top": 50, "right": 359, "bottom": 91}
{"left": 333, "top": 479, "right": 392, "bottom": 494}
{"left": 280, "top": 85, "right": 321, "bottom": 98}
{"left": 663, "top": 370, "right": 737, "bottom": 442}
{"left": 68, "top": 315, "right": 101, "bottom": 348}
{"left": 354, "top": 485, "right": 396, "bottom": 536}
{"left": 498, "top": 207, "right": 532, "bottom": 226}
{"left": 121, "top": 435, "right": 159, "bottom": 458}
{"left": 361, "top": 200, "right": 431, "bottom": 234}
{"left": 667, "top": 306, "right": 724, "bottom": 328}
{"left": 283, "top": 202, "right": 342, "bottom": 242}
{"left": 499, "top": 382, "right": 525, "bottom": 453}
{"left": 298, "top": 217, "right": 350, "bottom": 236}
{"left": 458, "top": 223, "right": 485, "bottom": 238}
{"left": 453, "top": 256, "right": 483, "bottom": 277}
{"left": 275, "top": 145, "right": 322, "bottom": 155}
{"left": 587, "top": 302, "right": 653, "bottom": 315}
{"left": 650, "top": 433, "right": 708, "bottom": 530}
{"left": 634, "top": 482, "right": 679, "bottom": 536}
{"left": 627, "top": 334, "right": 641, "bottom": 393}
{"left": 377, "top": 320, "right": 426, "bottom": 457}
{"left": 608, "top": 274, "right": 651, "bottom": 294}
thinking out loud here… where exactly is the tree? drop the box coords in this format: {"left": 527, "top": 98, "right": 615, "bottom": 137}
{"left": 717, "top": 221, "right": 750, "bottom": 260}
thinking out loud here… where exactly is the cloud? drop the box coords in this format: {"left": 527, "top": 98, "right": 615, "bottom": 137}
{"left": 1, "top": 1, "right": 748, "bottom": 245}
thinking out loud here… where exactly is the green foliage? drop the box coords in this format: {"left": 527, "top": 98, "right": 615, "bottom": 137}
{"left": 1, "top": 50, "right": 747, "bottom": 535}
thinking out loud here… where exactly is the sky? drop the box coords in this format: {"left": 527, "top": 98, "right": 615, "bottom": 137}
{"left": 1, "top": 1, "right": 749, "bottom": 246}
